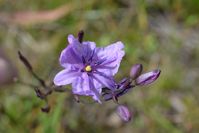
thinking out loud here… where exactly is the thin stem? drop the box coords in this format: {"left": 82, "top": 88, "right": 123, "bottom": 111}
{"left": 18, "top": 51, "right": 46, "bottom": 87}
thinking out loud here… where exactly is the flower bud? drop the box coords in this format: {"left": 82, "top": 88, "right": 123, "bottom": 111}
{"left": 118, "top": 78, "right": 132, "bottom": 90}
{"left": 130, "top": 64, "right": 143, "bottom": 79}
{"left": 102, "top": 78, "right": 133, "bottom": 101}
{"left": 78, "top": 30, "right": 84, "bottom": 43}
{"left": 135, "top": 69, "right": 161, "bottom": 86}
{"left": 117, "top": 105, "right": 132, "bottom": 122}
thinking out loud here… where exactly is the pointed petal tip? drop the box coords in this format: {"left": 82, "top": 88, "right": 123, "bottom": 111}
{"left": 67, "top": 34, "right": 76, "bottom": 44}
{"left": 53, "top": 74, "right": 65, "bottom": 86}
{"left": 115, "top": 41, "right": 124, "bottom": 49}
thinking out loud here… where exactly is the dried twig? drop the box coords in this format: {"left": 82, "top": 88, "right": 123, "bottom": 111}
{"left": 18, "top": 51, "right": 46, "bottom": 87}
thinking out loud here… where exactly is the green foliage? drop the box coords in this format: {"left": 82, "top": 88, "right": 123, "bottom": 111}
{"left": 0, "top": 0, "right": 199, "bottom": 132}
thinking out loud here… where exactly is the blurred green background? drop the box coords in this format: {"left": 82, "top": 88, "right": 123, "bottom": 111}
{"left": 1, "top": 0, "right": 199, "bottom": 133}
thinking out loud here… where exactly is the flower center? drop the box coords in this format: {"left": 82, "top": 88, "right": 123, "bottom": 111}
{"left": 85, "top": 65, "right": 92, "bottom": 72}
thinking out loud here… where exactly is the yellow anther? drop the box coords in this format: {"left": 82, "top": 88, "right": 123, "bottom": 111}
{"left": 85, "top": 65, "right": 92, "bottom": 72}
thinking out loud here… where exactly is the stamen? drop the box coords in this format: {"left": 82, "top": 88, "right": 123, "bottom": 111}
{"left": 85, "top": 65, "right": 92, "bottom": 72}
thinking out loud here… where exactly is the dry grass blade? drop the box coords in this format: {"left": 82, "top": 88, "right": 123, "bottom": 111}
{"left": 0, "top": 4, "right": 73, "bottom": 26}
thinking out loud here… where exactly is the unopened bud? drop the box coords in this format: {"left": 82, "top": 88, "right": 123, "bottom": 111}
{"left": 117, "top": 105, "right": 132, "bottom": 122}
{"left": 130, "top": 64, "right": 143, "bottom": 79}
{"left": 78, "top": 30, "right": 84, "bottom": 43}
{"left": 118, "top": 78, "right": 132, "bottom": 89}
{"left": 135, "top": 69, "right": 161, "bottom": 86}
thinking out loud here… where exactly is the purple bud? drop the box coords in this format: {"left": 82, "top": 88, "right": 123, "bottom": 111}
{"left": 102, "top": 78, "right": 133, "bottom": 101}
{"left": 118, "top": 78, "right": 132, "bottom": 90}
{"left": 78, "top": 30, "right": 84, "bottom": 43}
{"left": 135, "top": 69, "right": 161, "bottom": 86}
{"left": 117, "top": 105, "right": 132, "bottom": 122}
{"left": 130, "top": 64, "right": 143, "bottom": 79}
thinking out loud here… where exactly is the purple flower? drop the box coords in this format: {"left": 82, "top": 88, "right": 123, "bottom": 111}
{"left": 117, "top": 105, "right": 132, "bottom": 122}
{"left": 135, "top": 69, "right": 161, "bottom": 86}
{"left": 53, "top": 34, "right": 125, "bottom": 103}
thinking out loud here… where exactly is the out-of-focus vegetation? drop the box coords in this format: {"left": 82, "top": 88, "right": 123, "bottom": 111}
{"left": 0, "top": 0, "right": 199, "bottom": 132}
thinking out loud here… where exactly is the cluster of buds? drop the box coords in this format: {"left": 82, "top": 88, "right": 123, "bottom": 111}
{"left": 102, "top": 64, "right": 160, "bottom": 122}
{"left": 102, "top": 64, "right": 160, "bottom": 102}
